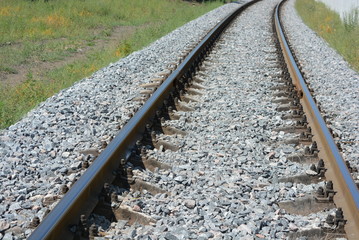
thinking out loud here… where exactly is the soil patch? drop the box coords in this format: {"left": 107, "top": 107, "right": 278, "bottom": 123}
{"left": 0, "top": 26, "right": 136, "bottom": 87}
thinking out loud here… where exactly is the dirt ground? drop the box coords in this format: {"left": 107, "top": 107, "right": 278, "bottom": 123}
{"left": 0, "top": 26, "right": 136, "bottom": 87}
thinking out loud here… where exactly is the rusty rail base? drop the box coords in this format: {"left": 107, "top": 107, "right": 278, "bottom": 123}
{"left": 28, "top": 1, "right": 261, "bottom": 239}
{"left": 274, "top": 1, "right": 359, "bottom": 239}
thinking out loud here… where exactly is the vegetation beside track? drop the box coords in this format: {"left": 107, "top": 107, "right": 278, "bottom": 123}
{"left": 0, "top": 0, "right": 223, "bottom": 129}
{"left": 295, "top": 0, "right": 359, "bottom": 72}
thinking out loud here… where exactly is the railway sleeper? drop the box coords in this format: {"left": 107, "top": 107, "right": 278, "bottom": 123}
{"left": 139, "top": 82, "right": 161, "bottom": 89}
{"left": 281, "top": 137, "right": 311, "bottom": 146}
{"left": 281, "top": 114, "right": 304, "bottom": 121}
{"left": 114, "top": 205, "right": 156, "bottom": 226}
{"left": 278, "top": 174, "right": 323, "bottom": 185}
{"left": 161, "top": 125, "right": 187, "bottom": 136}
{"left": 276, "top": 103, "right": 301, "bottom": 112}
{"left": 288, "top": 228, "right": 346, "bottom": 240}
{"left": 184, "top": 87, "right": 203, "bottom": 96}
{"left": 130, "top": 157, "right": 171, "bottom": 173}
{"left": 273, "top": 89, "right": 295, "bottom": 97}
{"left": 151, "top": 115, "right": 187, "bottom": 137}
{"left": 272, "top": 97, "right": 296, "bottom": 104}
{"left": 174, "top": 100, "right": 195, "bottom": 112}
{"left": 179, "top": 94, "right": 199, "bottom": 104}
{"left": 192, "top": 76, "right": 205, "bottom": 83}
{"left": 286, "top": 154, "right": 319, "bottom": 164}
{"left": 274, "top": 125, "right": 308, "bottom": 134}
{"left": 278, "top": 158, "right": 326, "bottom": 185}
{"left": 278, "top": 197, "right": 336, "bottom": 216}
{"left": 140, "top": 129, "right": 180, "bottom": 153}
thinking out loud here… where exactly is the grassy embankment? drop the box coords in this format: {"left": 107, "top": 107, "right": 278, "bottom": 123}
{"left": 295, "top": 0, "right": 359, "bottom": 71}
{"left": 0, "top": 0, "right": 223, "bottom": 129}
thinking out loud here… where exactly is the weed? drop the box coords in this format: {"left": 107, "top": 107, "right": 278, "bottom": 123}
{"left": 344, "top": 8, "right": 359, "bottom": 32}
{"left": 0, "top": 66, "right": 18, "bottom": 74}
{"left": 115, "top": 41, "right": 132, "bottom": 58}
{"left": 0, "top": 73, "right": 47, "bottom": 129}
{"left": 87, "top": 41, "right": 95, "bottom": 47}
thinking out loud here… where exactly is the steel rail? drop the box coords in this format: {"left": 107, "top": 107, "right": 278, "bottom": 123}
{"left": 28, "top": 1, "right": 260, "bottom": 239}
{"left": 274, "top": 1, "right": 359, "bottom": 239}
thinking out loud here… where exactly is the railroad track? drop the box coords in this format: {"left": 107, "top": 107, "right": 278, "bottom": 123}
{"left": 27, "top": 0, "right": 358, "bottom": 239}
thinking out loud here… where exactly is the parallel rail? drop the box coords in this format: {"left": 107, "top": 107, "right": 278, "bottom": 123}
{"left": 28, "top": 1, "right": 260, "bottom": 239}
{"left": 28, "top": 0, "right": 359, "bottom": 239}
{"left": 274, "top": 1, "right": 359, "bottom": 239}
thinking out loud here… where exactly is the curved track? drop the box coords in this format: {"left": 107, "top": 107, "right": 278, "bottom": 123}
{"left": 28, "top": 0, "right": 358, "bottom": 239}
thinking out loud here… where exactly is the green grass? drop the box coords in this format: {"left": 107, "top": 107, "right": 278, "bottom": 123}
{"left": 0, "top": 0, "right": 193, "bottom": 43}
{"left": 0, "top": 66, "right": 18, "bottom": 74}
{"left": 295, "top": 0, "right": 359, "bottom": 71}
{"left": 0, "top": 0, "right": 223, "bottom": 129}
{"left": 0, "top": 74, "right": 48, "bottom": 129}
{"left": 0, "top": 39, "right": 80, "bottom": 70}
{"left": 0, "top": 0, "right": 222, "bottom": 69}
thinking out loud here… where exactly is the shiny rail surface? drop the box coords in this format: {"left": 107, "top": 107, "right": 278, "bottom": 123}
{"left": 274, "top": 1, "right": 359, "bottom": 239}
{"left": 28, "top": 1, "right": 260, "bottom": 239}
